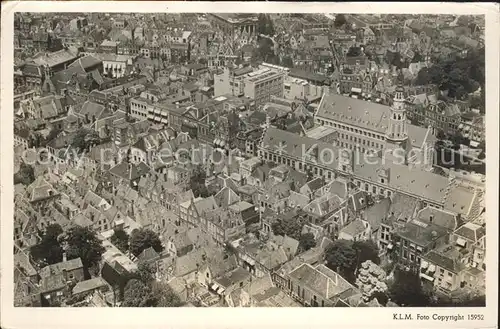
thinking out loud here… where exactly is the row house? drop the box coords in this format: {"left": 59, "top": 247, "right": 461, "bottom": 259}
{"left": 200, "top": 207, "right": 246, "bottom": 246}
{"left": 338, "top": 68, "right": 375, "bottom": 96}
{"left": 230, "top": 235, "right": 294, "bottom": 279}
{"left": 285, "top": 263, "right": 357, "bottom": 307}
{"left": 419, "top": 221, "right": 485, "bottom": 297}
{"left": 390, "top": 206, "right": 461, "bottom": 270}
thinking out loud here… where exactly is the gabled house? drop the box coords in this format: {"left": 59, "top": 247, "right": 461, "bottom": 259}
{"left": 286, "top": 263, "right": 357, "bottom": 307}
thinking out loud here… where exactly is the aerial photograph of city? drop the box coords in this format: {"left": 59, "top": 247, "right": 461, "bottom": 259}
{"left": 12, "top": 12, "right": 486, "bottom": 308}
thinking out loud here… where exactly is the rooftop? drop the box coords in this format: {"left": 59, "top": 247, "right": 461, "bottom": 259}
{"left": 288, "top": 263, "right": 352, "bottom": 300}
{"left": 423, "top": 244, "right": 466, "bottom": 274}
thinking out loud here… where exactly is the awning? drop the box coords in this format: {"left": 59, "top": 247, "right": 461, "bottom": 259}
{"left": 211, "top": 283, "right": 219, "bottom": 291}
{"left": 421, "top": 260, "right": 428, "bottom": 269}
{"left": 458, "top": 123, "right": 464, "bottom": 129}
{"left": 147, "top": 114, "right": 154, "bottom": 119}
{"left": 154, "top": 108, "right": 161, "bottom": 114}
{"left": 470, "top": 140, "right": 480, "bottom": 148}
{"left": 351, "top": 87, "right": 362, "bottom": 93}
{"left": 387, "top": 243, "right": 393, "bottom": 250}
{"left": 456, "top": 237, "right": 467, "bottom": 247}
{"left": 154, "top": 116, "right": 161, "bottom": 121}
{"left": 216, "top": 286, "right": 226, "bottom": 295}
{"left": 161, "top": 118, "right": 168, "bottom": 124}
{"left": 241, "top": 254, "right": 256, "bottom": 266}
{"left": 220, "top": 140, "right": 226, "bottom": 147}
{"left": 419, "top": 273, "right": 435, "bottom": 282}
{"left": 428, "top": 264, "right": 436, "bottom": 273}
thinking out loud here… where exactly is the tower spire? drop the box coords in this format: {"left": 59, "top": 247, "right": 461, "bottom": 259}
{"left": 385, "top": 84, "right": 408, "bottom": 144}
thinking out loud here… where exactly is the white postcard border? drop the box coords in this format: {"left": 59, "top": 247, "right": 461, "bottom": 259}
{"left": 1, "top": 2, "right": 498, "bottom": 329}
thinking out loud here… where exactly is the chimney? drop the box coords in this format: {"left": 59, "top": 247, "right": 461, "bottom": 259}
{"left": 429, "top": 215, "right": 434, "bottom": 222}
{"left": 62, "top": 252, "right": 67, "bottom": 262}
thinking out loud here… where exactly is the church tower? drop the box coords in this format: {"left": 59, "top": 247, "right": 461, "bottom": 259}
{"left": 385, "top": 85, "right": 408, "bottom": 145}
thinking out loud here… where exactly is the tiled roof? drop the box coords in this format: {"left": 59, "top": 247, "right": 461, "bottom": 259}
{"left": 32, "top": 48, "right": 79, "bottom": 68}
{"left": 170, "top": 231, "right": 193, "bottom": 251}
{"left": 316, "top": 93, "right": 391, "bottom": 134}
{"left": 302, "top": 177, "right": 326, "bottom": 193}
{"left": 443, "top": 185, "right": 478, "bottom": 218}
{"left": 288, "top": 263, "right": 352, "bottom": 299}
{"left": 340, "top": 219, "right": 366, "bottom": 237}
{"left": 26, "top": 177, "right": 58, "bottom": 203}
{"left": 388, "top": 192, "right": 421, "bottom": 222}
{"left": 454, "top": 222, "right": 486, "bottom": 242}
{"left": 423, "top": 245, "right": 465, "bottom": 273}
{"left": 174, "top": 248, "right": 210, "bottom": 277}
{"left": 72, "top": 277, "right": 107, "bottom": 295}
{"left": 41, "top": 272, "right": 66, "bottom": 293}
{"left": 22, "top": 63, "right": 42, "bottom": 77}
{"left": 416, "top": 206, "right": 460, "bottom": 231}
{"left": 78, "top": 101, "right": 105, "bottom": 119}
{"left": 363, "top": 198, "right": 391, "bottom": 230}
{"left": 304, "top": 193, "right": 342, "bottom": 217}
{"left": 397, "top": 219, "right": 449, "bottom": 246}
{"left": 40, "top": 258, "right": 83, "bottom": 278}
{"left": 323, "top": 180, "right": 348, "bottom": 200}
{"left": 109, "top": 161, "right": 151, "bottom": 181}
{"left": 353, "top": 154, "right": 450, "bottom": 203}
{"left": 215, "top": 267, "right": 251, "bottom": 288}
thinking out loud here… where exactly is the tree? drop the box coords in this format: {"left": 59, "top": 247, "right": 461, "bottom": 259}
{"left": 71, "top": 128, "right": 100, "bottom": 152}
{"left": 436, "top": 129, "right": 446, "bottom": 140}
{"left": 129, "top": 228, "right": 164, "bottom": 257}
{"left": 151, "top": 281, "right": 183, "bottom": 307}
{"left": 299, "top": 233, "right": 316, "bottom": 252}
{"left": 252, "top": 37, "right": 278, "bottom": 65}
{"left": 65, "top": 226, "right": 105, "bottom": 276}
{"left": 14, "top": 162, "right": 35, "bottom": 186}
{"left": 122, "top": 279, "right": 156, "bottom": 307}
{"left": 281, "top": 56, "right": 294, "bottom": 68}
{"left": 325, "top": 239, "right": 381, "bottom": 283}
{"left": 43, "top": 126, "right": 61, "bottom": 144}
{"left": 257, "top": 14, "right": 275, "bottom": 36}
{"left": 388, "top": 267, "right": 430, "bottom": 306}
{"left": 414, "top": 47, "right": 484, "bottom": 101}
{"left": 122, "top": 264, "right": 183, "bottom": 307}
{"left": 355, "top": 260, "right": 388, "bottom": 303}
{"left": 325, "top": 239, "right": 358, "bottom": 282}
{"left": 271, "top": 215, "right": 308, "bottom": 240}
{"left": 30, "top": 224, "right": 64, "bottom": 266}
{"left": 110, "top": 228, "right": 129, "bottom": 253}
{"left": 334, "top": 14, "right": 347, "bottom": 28}
{"left": 189, "top": 165, "right": 210, "bottom": 198}
{"left": 353, "top": 240, "right": 381, "bottom": 267}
